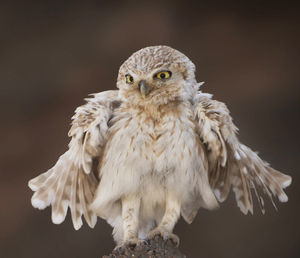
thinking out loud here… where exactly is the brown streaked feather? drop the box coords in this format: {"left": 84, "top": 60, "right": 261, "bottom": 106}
{"left": 51, "top": 160, "right": 70, "bottom": 224}
{"left": 28, "top": 90, "right": 120, "bottom": 229}
{"left": 194, "top": 92, "right": 292, "bottom": 214}
{"left": 82, "top": 173, "right": 97, "bottom": 227}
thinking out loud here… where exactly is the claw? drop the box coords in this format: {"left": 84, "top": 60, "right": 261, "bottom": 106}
{"left": 136, "top": 239, "right": 148, "bottom": 246}
{"left": 147, "top": 227, "right": 180, "bottom": 246}
{"left": 114, "top": 237, "right": 146, "bottom": 251}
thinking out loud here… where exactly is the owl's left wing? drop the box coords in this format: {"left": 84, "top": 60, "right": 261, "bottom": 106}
{"left": 193, "top": 92, "right": 292, "bottom": 214}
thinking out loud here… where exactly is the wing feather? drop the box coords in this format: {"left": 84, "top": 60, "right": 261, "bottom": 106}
{"left": 194, "top": 92, "right": 292, "bottom": 214}
{"left": 70, "top": 165, "right": 82, "bottom": 230}
{"left": 28, "top": 90, "right": 120, "bottom": 229}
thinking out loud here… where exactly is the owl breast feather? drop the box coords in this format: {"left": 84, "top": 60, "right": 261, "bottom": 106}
{"left": 91, "top": 103, "right": 218, "bottom": 221}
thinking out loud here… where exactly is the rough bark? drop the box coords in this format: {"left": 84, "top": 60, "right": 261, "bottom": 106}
{"left": 103, "top": 236, "right": 186, "bottom": 258}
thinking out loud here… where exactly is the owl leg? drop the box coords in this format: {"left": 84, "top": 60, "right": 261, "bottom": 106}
{"left": 117, "top": 195, "right": 141, "bottom": 248}
{"left": 147, "top": 192, "right": 180, "bottom": 246}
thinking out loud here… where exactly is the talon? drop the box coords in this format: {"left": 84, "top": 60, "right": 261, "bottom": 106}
{"left": 114, "top": 237, "right": 141, "bottom": 250}
{"left": 168, "top": 233, "right": 180, "bottom": 247}
{"left": 137, "top": 239, "right": 148, "bottom": 246}
{"left": 113, "top": 244, "right": 125, "bottom": 252}
{"left": 147, "top": 227, "right": 180, "bottom": 246}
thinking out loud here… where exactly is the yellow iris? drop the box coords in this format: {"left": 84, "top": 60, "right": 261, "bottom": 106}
{"left": 125, "top": 74, "right": 134, "bottom": 84}
{"left": 155, "top": 71, "right": 172, "bottom": 80}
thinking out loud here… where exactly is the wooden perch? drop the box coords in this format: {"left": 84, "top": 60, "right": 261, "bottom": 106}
{"left": 103, "top": 235, "right": 186, "bottom": 258}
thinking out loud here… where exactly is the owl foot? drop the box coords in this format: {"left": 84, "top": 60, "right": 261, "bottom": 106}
{"left": 147, "top": 227, "right": 180, "bottom": 246}
{"left": 114, "top": 238, "right": 146, "bottom": 251}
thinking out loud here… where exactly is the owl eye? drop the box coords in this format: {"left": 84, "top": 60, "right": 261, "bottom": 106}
{"left": 125, "top": 74, "right": 134, "bottom": 84}
{"left": 154, "top": 71, "right": 172, "bottom": 80}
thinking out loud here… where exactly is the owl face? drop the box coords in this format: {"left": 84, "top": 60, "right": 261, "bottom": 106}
{"left": 117, "top": 46, "right": 198, "bottom": 106}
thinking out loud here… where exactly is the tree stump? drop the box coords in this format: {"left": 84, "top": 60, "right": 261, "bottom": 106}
{"left": 103, "top": 235, "right": 186, "bottom": 258}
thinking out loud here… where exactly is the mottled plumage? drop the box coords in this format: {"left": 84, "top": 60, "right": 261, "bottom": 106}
{"left": 28, "top": 46, "right": 291, "bottom": 247}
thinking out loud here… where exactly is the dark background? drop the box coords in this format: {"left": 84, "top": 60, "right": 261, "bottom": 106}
{"left": 1, "top": 1, "right": 299, "bottom": 257}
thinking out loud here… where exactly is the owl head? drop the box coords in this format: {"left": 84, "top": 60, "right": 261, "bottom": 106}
{"left": 117, "top": 46, "right": 201, "bottom": 106}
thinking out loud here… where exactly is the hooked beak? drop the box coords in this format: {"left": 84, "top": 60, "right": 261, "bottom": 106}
{"left": 138, "top": 80, "right": 151, "bottom": 98}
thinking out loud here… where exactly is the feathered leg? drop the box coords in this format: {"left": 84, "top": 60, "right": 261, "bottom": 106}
{"left": 116, "top": 195, "right": 141, "bottom": 248}
{"left": 148, "top": 192, "right": 180, "bottom": 246}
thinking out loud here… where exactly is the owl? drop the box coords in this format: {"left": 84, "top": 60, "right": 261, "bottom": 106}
{"left": 28, "top": 45, "right": 291, "bottom": 248}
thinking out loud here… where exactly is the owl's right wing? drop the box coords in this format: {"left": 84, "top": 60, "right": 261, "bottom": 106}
{"left": 28, "top": 90, "right": 121, "bottom": 230}
{"left": 193, "top": 92, "right": 291, "bottom": 214}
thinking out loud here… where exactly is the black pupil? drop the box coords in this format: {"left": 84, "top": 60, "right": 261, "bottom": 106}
{"left": 160, "top": 73, "right": 166, "bottom": 79}
{"left": 129, "top": 76, "right": 133, "bottom": 82}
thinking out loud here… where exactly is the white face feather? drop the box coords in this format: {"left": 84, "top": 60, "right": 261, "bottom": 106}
{"left": 117, "top": 46, "right": 199, "bottom": 105}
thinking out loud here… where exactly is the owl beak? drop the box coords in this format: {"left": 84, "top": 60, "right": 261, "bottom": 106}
{"left": 138, "top": 80, "right": 151, "bottom": 98}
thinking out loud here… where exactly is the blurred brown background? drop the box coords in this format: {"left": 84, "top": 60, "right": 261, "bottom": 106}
{"left": 1, "top": 1, "right": 299, "bottom": 257}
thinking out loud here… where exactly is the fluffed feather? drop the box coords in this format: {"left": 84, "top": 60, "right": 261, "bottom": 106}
{"left": 194, "top": 92, "right": 292, "bottom": 214}
{"left": 28, "top": 90, "right": 120, "bottom": 229}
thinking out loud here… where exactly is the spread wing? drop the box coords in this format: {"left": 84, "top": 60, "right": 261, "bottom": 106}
{"left": 28, "top": 90, "right": 121, "bottom": 229}
{"left": 193, "top": 92, "right": 292, "bottom": 214}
